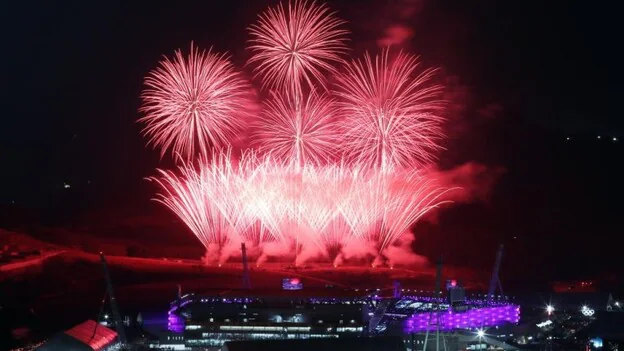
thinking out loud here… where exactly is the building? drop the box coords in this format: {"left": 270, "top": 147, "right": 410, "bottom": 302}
{"left": 35, "top": 320, "right": 118, "bottom": 351}
{"left": 161, "top": 289, "right": 371, "bottom": 350}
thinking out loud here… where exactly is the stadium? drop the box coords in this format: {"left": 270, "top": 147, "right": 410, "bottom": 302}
{"left": 155, "top": 276, "right": 520, "bottom": 351}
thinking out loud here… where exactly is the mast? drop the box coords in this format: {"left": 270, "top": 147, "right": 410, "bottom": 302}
{"left": 487, "top": 245, "right": 504, "bottom": 302}
{"left": 99, "top": 252, "right": 127, "bottom": 344}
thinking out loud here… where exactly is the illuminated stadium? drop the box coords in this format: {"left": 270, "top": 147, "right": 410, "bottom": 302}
{"left": 164, "top": 288, "right": 370, "bottom": 349}
{"left": 158, "top": 279, "right": 520, "bottom": 350}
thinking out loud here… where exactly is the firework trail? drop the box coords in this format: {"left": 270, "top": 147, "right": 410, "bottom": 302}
{"left": 255, "top": 90, "right": 338, "bottom": 166}
{"left": 139, "top": 43, "right": 252, "bottom": 160}
{"left": 248, "top": 0, "right": 349, "bottom": 95}
{"left": 334, "top": 48, "right": 445, "bottom": 171}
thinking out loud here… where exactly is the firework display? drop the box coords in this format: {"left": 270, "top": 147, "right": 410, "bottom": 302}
{"left": 140, "top": 0, "right": 453, "bottom": 265}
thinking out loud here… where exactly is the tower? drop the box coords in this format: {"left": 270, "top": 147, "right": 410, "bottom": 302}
{"left": 423, "top": 256, "right": 444, "bottom": 351}
{"left": 241, "top": 242, "right": 252, "bottom": 290}
{"left": 99, "top": 253, "right": 127, "bottom": 344}
{"left": 487, "top": 245, "right": 504, "bottom": 302}
{"left": 393, "top": 280, "right": 402, "bottom": 299}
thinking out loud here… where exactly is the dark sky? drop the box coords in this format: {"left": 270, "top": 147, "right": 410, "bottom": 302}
{"left": 3, "top": 1, "right": 623, "bottom": 285}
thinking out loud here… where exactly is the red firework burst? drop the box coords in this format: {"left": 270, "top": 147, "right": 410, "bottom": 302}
{"left": 247, "top": 0, "right": 349, "bottom": 95}
{"left": 139, "top": 43, "right": 252, "bottom": 160}
{"left": 334, "top": 49, "right": 445, "bottom": 171}
{"left": 254, "top": 91, "right": 338, "bottom": 166}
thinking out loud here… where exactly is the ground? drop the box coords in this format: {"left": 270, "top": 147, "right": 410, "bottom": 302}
{"left": 0, "top": 229, "right": 486, "bottom": 347}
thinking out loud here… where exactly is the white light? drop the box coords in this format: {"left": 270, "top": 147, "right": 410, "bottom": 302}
{"left": 537, "top": 320, "right": 553, "bottom": 328}
{"left": 477, "top": 329, "right": 485, "bottom": 337}
{"left": 597, "top": 136, "right": 601, "bottom": 139}
{"left": 64, "top": 183, "right": 71, "bottom": 189}
{"left": 566, "top": 137, "right": 571, "bottom": 141}
{"left": 615, "top": 301, "right": 620, "bottom": 307}
{"left": 581, "top": 305, "right": 595, "bottom": 317}
{"left": 104, "top": 314, "right": 109, "bottom": 319}
{"left": 546, "top": 305, "right": 554, "bottom": 314}
{"left": 613, "top": 137, "right": 618, "bottom": 142}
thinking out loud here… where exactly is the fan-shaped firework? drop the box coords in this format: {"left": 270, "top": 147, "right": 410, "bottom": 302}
{"left": 255, "top": 91, "right": 338, "bottom": 166}
{"left": 139, "top": 43, "right": 252, "bottom": 160}
{"left": 334, "top": 49, "right": 445, "bottom": 171}
{"left": 247, "top": 0, "right": 348, "bottom": 95}
{"left": 150, "top": 153, "right": 454, "bottom": 264}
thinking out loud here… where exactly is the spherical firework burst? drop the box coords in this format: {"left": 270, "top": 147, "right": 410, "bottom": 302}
{"left": 334, "top": 48, "right": 445, "bottom": 171}
{"left": 254, "top": 91, "right": 338, "bottom": 166}
{"left": 139, "top": 43, "right": 252, "bottom": 160}
{"left": 247, "top": 0, "right": 349, "bottom": 95}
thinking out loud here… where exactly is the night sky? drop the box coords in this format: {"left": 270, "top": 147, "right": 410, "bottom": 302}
{"left": 3, "top": 0, "right": 623, "bottom": 287}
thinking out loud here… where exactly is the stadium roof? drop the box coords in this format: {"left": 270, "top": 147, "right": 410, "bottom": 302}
{"left": 35, "top": 320, "right": 117, "bottom": 351}
{"left": 215, "top": 288, "right": 370, "bottom": 299}
{"left": 224, "top": 336, "right": 406, "bottom": 351}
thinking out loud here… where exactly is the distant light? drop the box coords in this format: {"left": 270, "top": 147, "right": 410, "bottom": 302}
{"left": 63, "top": 183, "right": 71, "bottom": 189}
{"left": 566, "top": 137, "right": 571, "bottom": 141}
{"left": 597, "top": 135, "right": 601, "bottom": 139}
{"left": 615, "top": 301, "right": 620, "bottom": 307}
{"left": 536, "top": 320, "right": 553, "bottom": 328}
{"left": 477, "top": 329, "right": 485, "bottom": 337}
{"left": 104, "top": 314, "right": 109, "bottom": 319}
{"left": 581, "top": 305, "right": 595, "bottom": 317}
{"left": 613, "top": 137, "right": 618, "bottom": 142}
{"left": 591, "top": 337, "right": 603, "bottom": 348}
{"left": 546, "top": 305, "right": 554, "bottom": 314}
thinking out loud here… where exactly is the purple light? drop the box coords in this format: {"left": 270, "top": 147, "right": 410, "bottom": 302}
{"left": 168, "top": 312, "right": 185, "bottom": 333}
{"left": 405, "top": 304, "right": 520, "bottom": 332}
